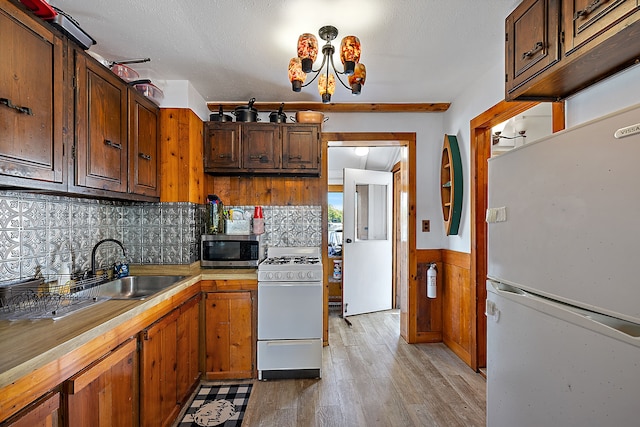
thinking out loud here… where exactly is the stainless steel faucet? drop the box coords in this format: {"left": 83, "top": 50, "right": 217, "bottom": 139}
{"left": 91, "top": 238, "right": 126, "bottom": 277}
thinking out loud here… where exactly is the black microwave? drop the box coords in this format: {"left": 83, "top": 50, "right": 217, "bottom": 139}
{"left": 200, "top": 234, "right": 264, "bottom": 268}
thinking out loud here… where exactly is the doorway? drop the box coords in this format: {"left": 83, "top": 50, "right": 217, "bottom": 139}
{"left": 322, "top": 132, "right": 417, "bottom": 343}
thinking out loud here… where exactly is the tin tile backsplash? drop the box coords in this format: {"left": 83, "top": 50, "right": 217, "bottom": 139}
{"left": 0, "top": 191, "right": 321, "bottom": 282}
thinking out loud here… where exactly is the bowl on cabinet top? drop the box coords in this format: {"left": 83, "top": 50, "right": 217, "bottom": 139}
{"left": 295, "top": 110, "right": 324, "bottom": 123}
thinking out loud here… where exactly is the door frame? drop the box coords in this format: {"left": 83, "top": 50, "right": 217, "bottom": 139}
{"left": 322, "top": 132, "right": 417, "bottom": 343}
{"left": 469, "top": 101, "right": 565, "bottom": 370}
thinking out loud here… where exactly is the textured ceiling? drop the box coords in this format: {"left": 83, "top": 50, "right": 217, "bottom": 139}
{"left": 47, "top": 0, "right": 520, "bottom": 104}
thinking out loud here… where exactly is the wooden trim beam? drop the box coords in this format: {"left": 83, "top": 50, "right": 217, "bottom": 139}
{"left": 206, "top": 102, "right": 450, "bottom": 113}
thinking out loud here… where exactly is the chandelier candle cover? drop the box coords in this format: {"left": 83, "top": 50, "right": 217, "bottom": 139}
{"left": 288, "top": 25, "right": 366, "bottom": 103}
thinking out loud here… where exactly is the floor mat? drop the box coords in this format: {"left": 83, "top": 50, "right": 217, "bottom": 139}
{"left": 177, "top": 384, "right": 252, "bottom": 427}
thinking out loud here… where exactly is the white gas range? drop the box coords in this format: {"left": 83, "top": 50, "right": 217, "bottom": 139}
{"left": 257, "top": 247, "right": 323, "bottom": 380}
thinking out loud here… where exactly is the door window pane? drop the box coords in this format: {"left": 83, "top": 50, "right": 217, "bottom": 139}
{"left": 355, "top": 184, "right": 387, "bottom": 241}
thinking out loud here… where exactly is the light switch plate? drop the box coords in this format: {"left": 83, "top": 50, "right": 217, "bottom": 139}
{"left": 422, "top": 220, "right": 430, "bottom": 232}
{"left": 486, "top": 207, "right": 507, "bottom": 223}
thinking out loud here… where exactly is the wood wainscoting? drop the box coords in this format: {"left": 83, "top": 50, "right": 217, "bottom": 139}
{"left": 416, "top": 249, "right": 473, "bottom": 367}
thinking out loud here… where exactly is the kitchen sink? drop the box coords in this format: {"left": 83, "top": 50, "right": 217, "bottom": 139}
{"left": 96, "top": 275, "right": 187, "bottom": 300}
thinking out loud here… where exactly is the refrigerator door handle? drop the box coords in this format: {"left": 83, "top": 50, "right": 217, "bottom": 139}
{"left": 489, "top": 280, "right": 640, "bottom": 343}
{"left": 485, "top": 299, "right": 500, "bottom": 322}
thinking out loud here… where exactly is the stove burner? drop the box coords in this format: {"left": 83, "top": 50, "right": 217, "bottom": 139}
{"left": 262, "top": 256, "right": 321, "bottom": 266}
{"left": 293, "top": 256, "right": 320, "bottom": 265}
{"left": 262, "top": 256, "right": 291, "bottom": 265}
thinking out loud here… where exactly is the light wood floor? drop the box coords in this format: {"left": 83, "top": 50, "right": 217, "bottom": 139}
{"left": 239, "top": 309, "right": 486, "bottom": 427}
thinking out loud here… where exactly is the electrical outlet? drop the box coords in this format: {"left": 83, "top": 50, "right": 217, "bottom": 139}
{"left": 422, "top": 220, "right": 430, "bottom": 232}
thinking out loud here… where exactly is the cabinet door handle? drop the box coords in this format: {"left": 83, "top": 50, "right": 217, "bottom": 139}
{"left": 574, "top": 0, "right": 605, "bottom": 20}
{"left": 288, "top": 155, "right": 302, "bottom": 160}
{"left": 250, "top": 154, "right": 269, "bottom": 163}
{"left": 0, "top": 97, "right": 33, "bottom": 115}
{"left": 139, "top": 153, "right": 152, "bottom": 160}
{"left": 521, "top": 41, "right": 543, "bottom": 60}
{"left": 104, "top": 139, "right": 123, "bottom": 150}
{"left": 218, "top": 154, "right": 231, "bottom": 159}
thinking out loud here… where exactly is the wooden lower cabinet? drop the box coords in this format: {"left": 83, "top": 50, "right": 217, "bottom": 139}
{"left": 176, "top": 293, "right": 201, "bottom": 403}
{"left": 64, "top": 338, "right": 138, "bottom": 427}
{"left": 140, "top": 294, "right": 200, "bottom": 427}
{"left": 204, "top": 291, "right": 253, "bottom": 379}
{"left": 3, "top": 392, "right": 61, "bottom": 427}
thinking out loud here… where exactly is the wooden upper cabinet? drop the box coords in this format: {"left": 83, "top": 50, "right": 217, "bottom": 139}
{"left": 242, "top": 123, "right": 281, "bottom": 170}
{"left": 74, "top": 50, "right": 128, "bottom": 192}
{"left": 204, "top": 122, "right": 241, "bottom": 170}
{"left": 563, "top": 0, "right": 639, "bottom": 54}
{"left": 282, "top": 124, "right": 320, "bottom": 172}
{"left": 506, "top": 0, "right": 640, "bottom": 100}
{"left": 204, "top": 122, "right": 320, "bottom": 176}
{"left": 129, "top": 89, "right": 160, "bottom": 197}
{"left": 0, "top": 2, "right": 64, "bottom": 187}
{"left": 505, "top": 0, "right": 560, "bottom": 98}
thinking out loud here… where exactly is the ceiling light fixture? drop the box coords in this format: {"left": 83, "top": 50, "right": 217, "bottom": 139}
{"left": 288, "top": 25, "right": 366, "bottom": 103}
{"left": 354, "top": 147, "right": 369, "bottom": 156}
{"left": 492, "top": 130, "right": 527, "bottom": 145}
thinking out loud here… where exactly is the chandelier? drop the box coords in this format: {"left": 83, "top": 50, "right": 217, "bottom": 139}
{"left": 288, "top": 25, "right": 366, "bottom": 103}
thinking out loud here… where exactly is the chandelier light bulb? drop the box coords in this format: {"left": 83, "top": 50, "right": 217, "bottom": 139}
{"left": 297, "top": 33, "right": 318, "bottom": 73}
{"left": 340, "top": 36, "right": 361, "bottom": 76}
{"left": 349, "top": 63, "right": 366, "bottom": 95}
{"left": 318, "top": 73, "right": 335, "bottom": 103}
{"left": 288, "top": 57, "right": 306, "bottom": 92}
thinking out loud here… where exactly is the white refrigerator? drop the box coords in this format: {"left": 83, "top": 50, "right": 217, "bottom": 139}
{"left": 486, "top": 103, "right": 640, "bottom": 427}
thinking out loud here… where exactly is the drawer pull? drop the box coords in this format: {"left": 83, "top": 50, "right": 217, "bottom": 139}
{"left": 139, "top": 153, "right": 152, "bottom": 160}
{"left": 104, "top": 139, "right": 123, "bottom": 150}
{"left": 218, "top": 154, "right": 231, "bottom": 158}
{"left": 0, "top": 97, "right": 33, "bottom": 115}
{"left": 521, "top": 41, "right": 543, "bottom": 59}
{"left": 574, "top": 0, "right": 605, "bottom": 20}
{"left": 250, "top": 154, "right": 269, "bottom": 163}
{"left": 288, "top": 155, "right": 302, "bottom": 160}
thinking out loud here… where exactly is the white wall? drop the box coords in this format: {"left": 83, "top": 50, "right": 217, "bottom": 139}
{"left": 161, "top": 80, "right": 210, "bottom": 120}
{"left": 321, "top": 112, "right": 446, "bottom": 249}
{"left": 565, "top": 63, "right": 640, "bottom": 127}
{"left": 441, "top": 61, "right": 507, "bottom": 253}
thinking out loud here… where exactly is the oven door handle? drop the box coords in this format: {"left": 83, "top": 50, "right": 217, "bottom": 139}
{"left": 258, "top": 282, "right": 322, "bottom": 287}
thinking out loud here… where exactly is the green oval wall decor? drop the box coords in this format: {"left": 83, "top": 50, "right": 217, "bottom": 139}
{"left": 440, "top": 134, "right": 463, "bottom": 235}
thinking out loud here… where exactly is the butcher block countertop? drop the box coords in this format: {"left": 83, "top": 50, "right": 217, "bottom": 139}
{"left": 0, "top": 265, "right": 257, "bottom": 398}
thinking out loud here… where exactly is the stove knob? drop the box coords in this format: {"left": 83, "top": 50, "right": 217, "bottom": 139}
{"left": 307, "top": 271, "right": 315, "bottom": 279}
{"left": 266, "top": 272, "right": 273, "bottom": 280}
{"left": 286, "top": 271, "right": 294, "bottom": 279}
{"left": 298, "top": 271, "right": 305, "bottom": 280}
{"left": 275, "top": 272, "right": 283, "bottom": 280}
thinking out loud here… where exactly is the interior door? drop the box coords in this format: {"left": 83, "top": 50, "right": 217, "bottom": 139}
{"left": 343, "top": 168, "right": 393, "bottom": 317}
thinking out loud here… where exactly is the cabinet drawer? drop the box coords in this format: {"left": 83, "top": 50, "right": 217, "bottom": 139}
{"left": 257, "top": 339, "right": 322, "bottom": 371}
